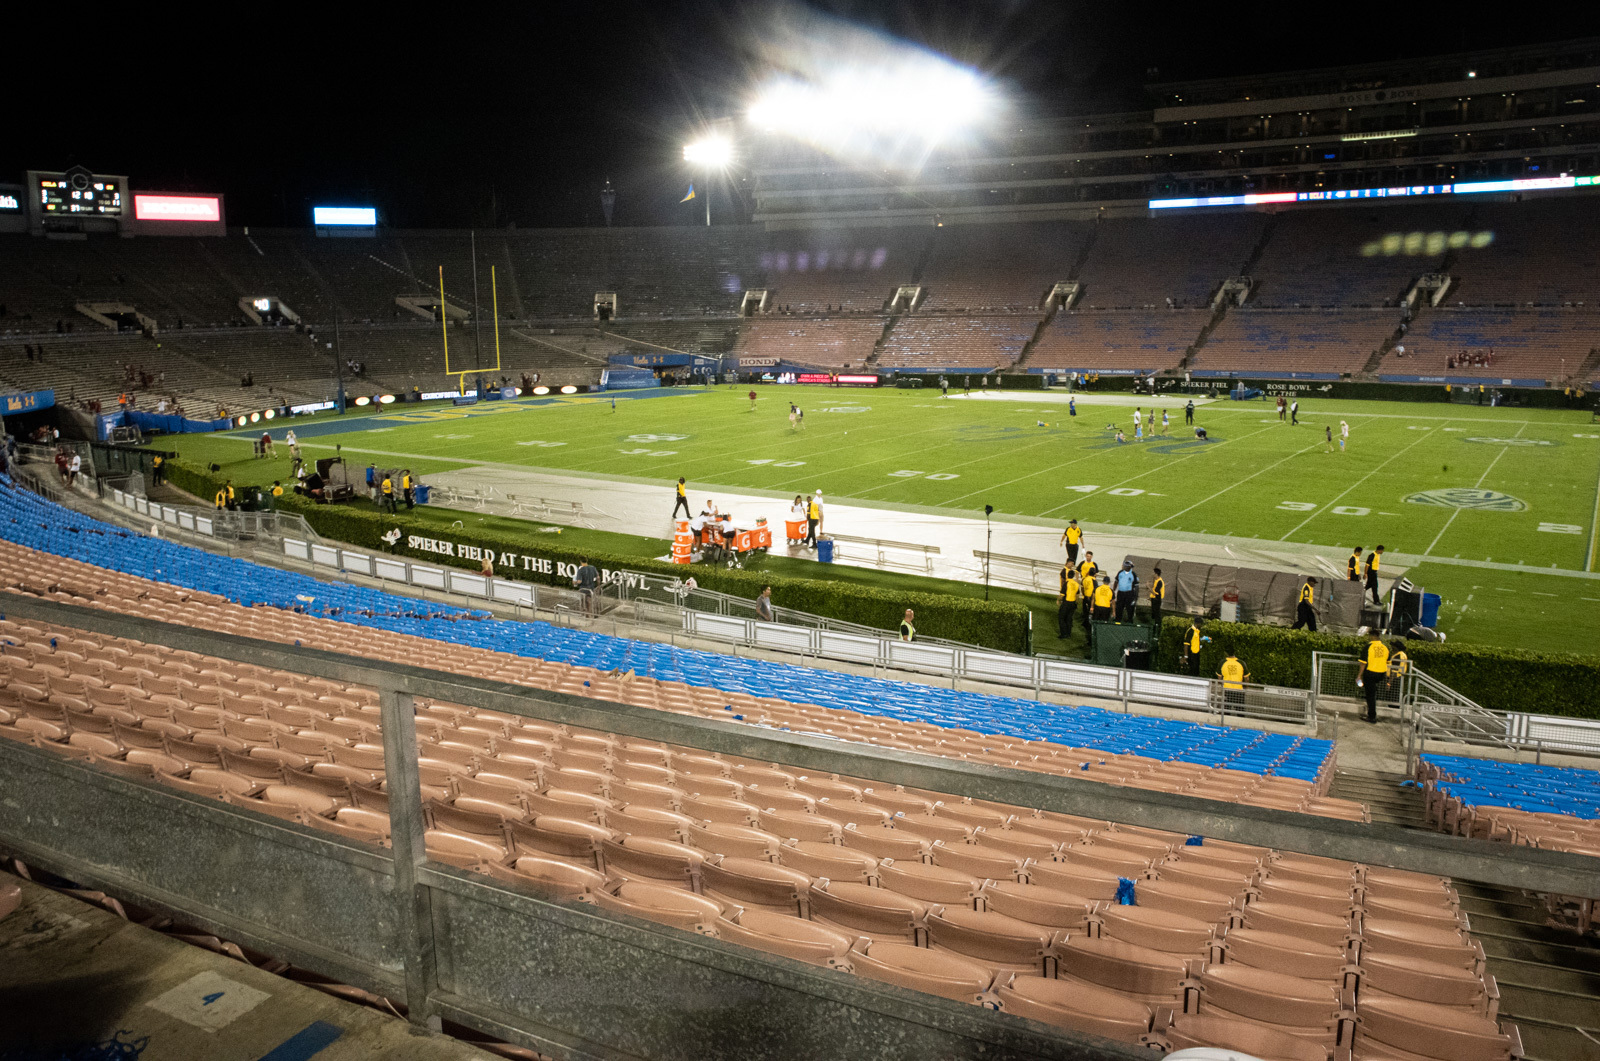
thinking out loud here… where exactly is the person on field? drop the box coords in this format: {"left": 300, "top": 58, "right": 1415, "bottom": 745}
{"left": 1147, "top": 566, "right": 1165, "bottom": 629}
{"left": 1339, "top": 420, "right": 1349, "bottom": 453}
{"left": 900, "top": 609, "right": 916, "bottom": 642}
{"left": 940, "top": 376, "right": 949, "bottom": 398}
{"left": 1277, "top": 395, "right": 1286, "bottom": 421}
{"left": 1184, "top": 399, "right": 1195, "bottom": 425}
{"left": 1365, "top": 545, "right": 1385, "bottom": 606}
{"left": 748, "top": 389, "right": 757, "bottom": 411}
{"left": 1289, "top": 399, "right": 1299, "bottom": 425}
{"left": 672, "top": 477, "right": 690, "bottom": 519}
{"left": 1058, "top": 563, "right": 1081, "bottom": 638}
{"left": 381, "top": 474, "right": 395, "bottom": 513}
{"left": 1069, "top": 396, "right": 1077, "bottom": 418}
{"left": 1358, "top": 629, "right": 1391, "bottom": 723}
{"left": 1160, "top": 408, "right": 1170, "bottom": 436}
{"left": 1291, "top": 576, "right": 1318, "bottom": 631}
{"left": 1113, "top": 560, "right": 1139, "bottom": 622}
{"left": 1060, "top": 520, "right": 1083, "bottom": 565}
{"left": 1324, "top": 424, "right": 1334, "bottom": 452}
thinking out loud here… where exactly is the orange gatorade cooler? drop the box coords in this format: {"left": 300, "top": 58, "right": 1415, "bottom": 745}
{"left": 671, "top": 519, "right": 693, "bottom": 564}
{"left": 785, "top": 520, "right": 805, "bottom": 543}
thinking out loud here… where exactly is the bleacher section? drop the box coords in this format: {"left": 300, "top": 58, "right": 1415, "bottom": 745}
{"left": 1075, "top": 215, "right": 1265, "bottom": 310}
{"left": 1460, "top": 200, "right": 1600, "bottom": 306}
{"left": 758, "top": 229, "right": 924, "bottom": 313}
{"left": 1197, "top": 310, "right": 1398, "bottom": 378}
{"left": 877, "top": 317, "right": 1036, "bottom": 371}
{"left": 732, "top": 317, "right": 883, "bottom": 369}
{"left": 3, "top": 199, "right": 1599, "bottom": 397}
{"left": 0, "top": 478, "right": 1539, "bottom": 1058}
{"left": 1249, "top": 207, "right": 1468, "bottom": 308}
{"left": 1024, "top": 312, "right": 1205, "bottom": 373}
{"left": 917, "top": 223, "right": 1084, "bottom": 314}
{"left": 1379, "top": 309, "right": 1599, "bottom": 382}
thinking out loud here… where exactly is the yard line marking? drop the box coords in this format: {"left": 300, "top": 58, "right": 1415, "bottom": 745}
{"left": 1423, "top": 421, "right": 1525, "bottom": 557}
{"left": 1277, "top": 421, "right": 1445, "bottom": 541}
{"left": 1148, "top": 436, "right": 1329, "bottom": 529}
{"left": 1036, "top": 421, "right": 1287, "bottom": 520}
{"left": 1588, "top": 454, "right": 1600, "bottom": 573}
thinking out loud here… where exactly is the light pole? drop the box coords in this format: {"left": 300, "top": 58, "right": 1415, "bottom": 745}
{"left": 683, "top": 134, "right": 733, "bottom": 227}
{"left": 983, "top": 504, "right": 994, "bottom": 601}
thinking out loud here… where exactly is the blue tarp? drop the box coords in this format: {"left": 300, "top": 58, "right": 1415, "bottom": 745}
{"left": 125, "top": 410, "right": 231, "bottom": 435}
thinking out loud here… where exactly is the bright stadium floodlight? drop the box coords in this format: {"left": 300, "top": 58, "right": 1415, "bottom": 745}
{"left": 744, "top": 18, "right": 1001, "bottom": 171}
{"left": 683, "top": 135, "right": 734, "bottom": 168}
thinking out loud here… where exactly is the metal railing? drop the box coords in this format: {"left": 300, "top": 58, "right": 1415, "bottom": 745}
{"left": 1410, "top": 701, "right": 1600, "bottom": 770}
{"left": 106, "top": 485, "right": 329, "bottom": 544}
{"left": 2, "top": 594, "right": 1596, "bottom": 1061}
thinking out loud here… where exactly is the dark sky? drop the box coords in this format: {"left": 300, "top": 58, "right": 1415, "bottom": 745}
{"left": 6, "top": 2, "right": 1595, "bottom": 229}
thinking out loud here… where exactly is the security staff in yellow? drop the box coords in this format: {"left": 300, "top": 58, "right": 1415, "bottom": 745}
{"left": 1080, "top": 566, "right": 1097, "bottom": 629}
{"left": 1358, "top": 629, "right": 1391, "bottom": 723}
{"left": 1182, "top": 618, "right": 1208, "bottom": 677}
{"left": 1218, "top": 646, "right": 1250, "bottom": 712}
{"left": 1091, "top": 575, "right": 1114, "bottom": 622}
{"left": 1147, "top": 566, "right": 1166, "bottom": 629}
{"left": 1290, "top": 576, "right": 1318, "bottom": 631}
{"left": 1058, "top": 564, "right": 1081, "bottom": 639}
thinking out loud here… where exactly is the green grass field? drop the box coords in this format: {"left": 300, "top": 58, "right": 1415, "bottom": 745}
{"left": 165, "top": 386, "right": 1600, "bottom": 656}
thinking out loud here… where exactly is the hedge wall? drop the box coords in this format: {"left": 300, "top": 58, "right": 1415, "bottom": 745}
{"left": 165, "top": 459, "right": 1032, "bottom": 652}
{"left": 1154, "top": 617, "right": 1600, "bottom": 720}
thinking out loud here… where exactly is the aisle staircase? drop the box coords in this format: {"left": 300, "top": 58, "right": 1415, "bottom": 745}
{"left": 1329, "top": 767, "right": 1600, "bottom": 1061}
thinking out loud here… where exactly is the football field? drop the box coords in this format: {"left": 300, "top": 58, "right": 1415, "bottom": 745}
{"left": 173, "top": 385, "right": 1600, "bottom": 654}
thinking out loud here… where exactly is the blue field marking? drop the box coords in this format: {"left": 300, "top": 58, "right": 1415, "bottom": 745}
{"left": 255, "top": 1021, "right": 343, "bottom": 1061}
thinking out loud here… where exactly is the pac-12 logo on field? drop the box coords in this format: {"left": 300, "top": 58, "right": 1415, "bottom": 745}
{"left": 1462, "top": 437, "right": 1553, "bottom": 446}
{"left": 1403, "top": 488, "right": 1527, "bottom": 512}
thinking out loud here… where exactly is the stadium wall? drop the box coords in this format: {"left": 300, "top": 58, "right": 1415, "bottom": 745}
{"left": 162, "top": 459, "right": 1031, "bottom": 651}
{"left": 1153, "top": 617, "right": 1600, "bottom": 719}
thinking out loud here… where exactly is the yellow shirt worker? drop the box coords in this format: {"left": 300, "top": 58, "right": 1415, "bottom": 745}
{"left": 1057, "top": 566, "right": 1081, "bottom": 639}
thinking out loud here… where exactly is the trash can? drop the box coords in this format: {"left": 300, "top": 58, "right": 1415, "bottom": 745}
{"left": 415, "top": 483, "right": 432, "bottom": 505}
{"left": 1420, "top": 592, "right": 1441, "bottom": 627}
{"left": 816, "top": 538, "right": 835, "bottom": 563}
{"left": 1121, "top": 641, "right": 1152, "bottom": 670}
{"left": 1219, "top": 590, "right": 1239, "bottom": 623}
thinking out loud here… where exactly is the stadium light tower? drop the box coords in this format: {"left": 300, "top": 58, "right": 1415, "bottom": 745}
{"left": 683, "top": 132, "right": 733, "bottom": 226}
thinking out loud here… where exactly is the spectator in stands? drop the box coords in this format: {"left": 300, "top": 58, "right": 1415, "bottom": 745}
{"left": 572, "top": 557, "right": 599, "bottom": 617}
{"left": 756, "top": 585, "right": 774, "bottom": 623}
{"left": 67, "top": 452, "right": 81, "bottom": 487}
{"left": 899, "top": 609, "right": 916, "bottom": 641}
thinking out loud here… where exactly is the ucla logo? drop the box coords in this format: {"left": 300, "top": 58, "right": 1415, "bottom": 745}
{"left": 1403, "top": 489, "right": 1526, "bottom": 512}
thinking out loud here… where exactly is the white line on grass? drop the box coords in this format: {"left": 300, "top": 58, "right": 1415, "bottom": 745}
{"left": 1148, "top": 437, "right": 1328, "bottom": 529}
{"left": 1422, "top": 422, "right": 1524, "bottom": 557}
{"left": 1276, "top": 423, "right": 1444, "bottom": 541}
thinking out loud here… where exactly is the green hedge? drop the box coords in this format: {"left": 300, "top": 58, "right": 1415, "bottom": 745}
{"left": 1154, "top": 617, "right": 1600, "bottom": 720}
{"left": 166, "top": 460, "right": 1031, "bottom": 652}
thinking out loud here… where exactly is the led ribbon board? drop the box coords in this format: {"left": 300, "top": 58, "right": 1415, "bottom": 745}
{"left": 312, "top": 206, "right": 377, "bottom": 226}
{"left": 1150, "top": 175, "right": 1599, "bottom": 210}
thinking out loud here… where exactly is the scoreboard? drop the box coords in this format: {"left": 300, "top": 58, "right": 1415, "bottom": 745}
{"left": 38, "top": 171, "right": 124, "bottom": 217}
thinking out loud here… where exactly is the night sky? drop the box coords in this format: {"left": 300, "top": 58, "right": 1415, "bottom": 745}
{"left": 6, "top": 2, "right": 1595, "bottom": 229}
